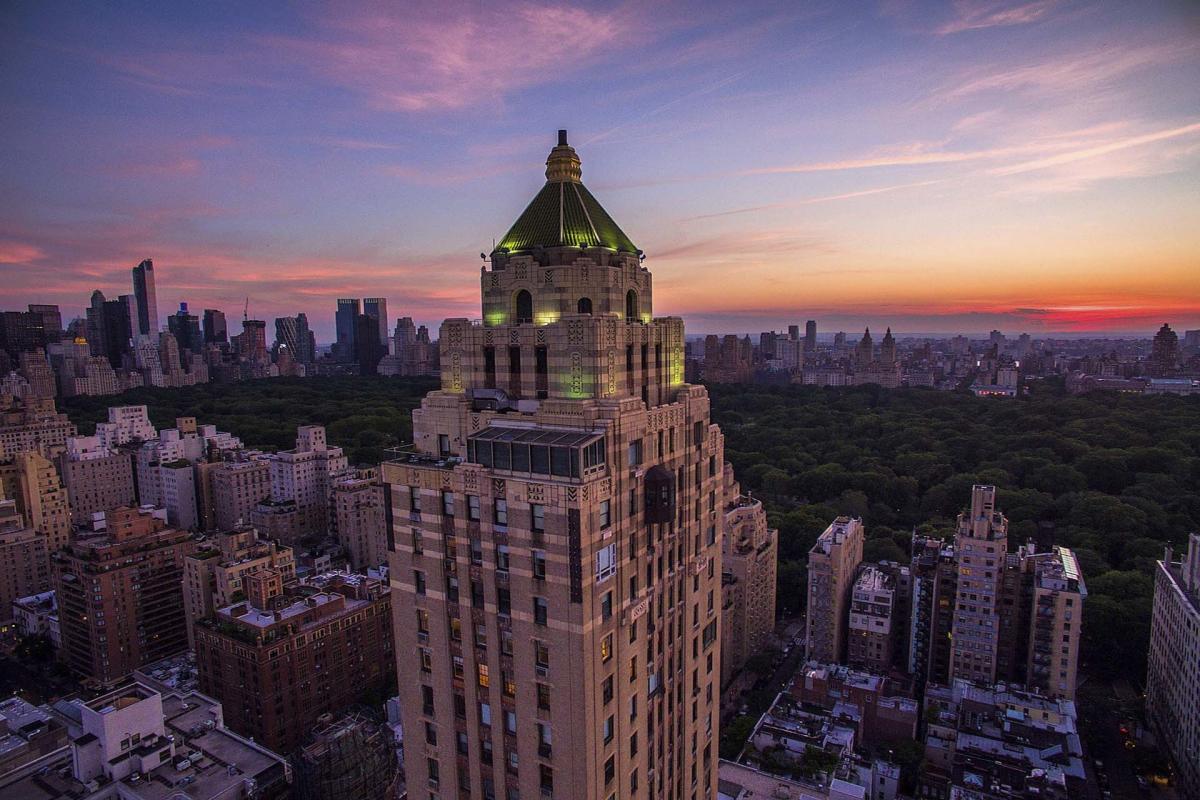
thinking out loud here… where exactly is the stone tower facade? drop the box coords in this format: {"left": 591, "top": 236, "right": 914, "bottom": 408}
{"left": 384, "top": 132, "right": 725, "bottom": 800}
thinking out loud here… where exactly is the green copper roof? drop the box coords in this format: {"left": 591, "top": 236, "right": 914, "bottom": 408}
{"left": 494, "top": 180, "right": 638, "bottom": 255}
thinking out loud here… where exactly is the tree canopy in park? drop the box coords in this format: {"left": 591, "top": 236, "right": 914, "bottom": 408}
{"left": 710, "top": 379, "right": 1200, "bottom": 685}
{"left": 63, "top": 376, "right": 1199, "bottom": 685}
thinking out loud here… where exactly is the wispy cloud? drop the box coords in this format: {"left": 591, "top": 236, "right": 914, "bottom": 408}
{"left": 932, "top": 39, "right": 1193, "bottom": 102}
{"left": 989, "top": 121, "right": 1200, "bottom": 175}
{"left": 269, "top": 3, "right": 634, "bottom": 113}
{"left": 682, "top": 179, "right": 944, "bottom": 221}
{"left": 935, "top": 1, "right": 1061, "bottom": 35}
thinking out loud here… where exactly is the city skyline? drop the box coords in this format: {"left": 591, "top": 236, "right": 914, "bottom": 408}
{"left": 2, "top": 2, "right": 1199, "bottom": 337}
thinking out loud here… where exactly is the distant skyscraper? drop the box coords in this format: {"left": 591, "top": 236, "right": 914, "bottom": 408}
{"left": 334, "top": 298, "right": 360, "bottom": 361}
{"left": 274, "top": 313, "right": 315, "bottom": 364}
{"left": 1150, "top": 323, "right": 1180, "bottom": 376}
{"left": 788, "top": 324, "right": 800, "bottom": 340}
{"left": 363, "top": 298, "right": 388, "bottom": 349}
{"left": 353, "top": 314, "right": 386, "bottom": 374}
{"left": 202, "top": 308, "right": 227, "bottom": 344}
{"left": 131, "top": 258, "right": 159, "bottom": 336}
{"left": 167, "top": 303, "right": 202, "bottom": 359}
{"left": 856, "top": 327, "right": 874, "bottom": 366}
{"left": 85, "top": 291, "right": 133, "bottom": 368}
{"left": 806, "top": 319, "right": 817, "bottom": 352}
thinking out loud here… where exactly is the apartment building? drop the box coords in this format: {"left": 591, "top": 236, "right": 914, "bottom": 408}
{"left": 194, "top": 572, "right": 393, "bottom": 753}
{"left": 0, "top": 395, "right": 75, "bottom": 459}
{"left": 0, "top": 499, "right": 50, "bottom": 628}
{"left": 0, "top": 450, "right": 71, "bottom": 553}
{"left": 57, "top": 435, "right": 135, "bottom": 526}
{"left": 847, "top": 565, "right": 896, "bottom": 674}
{"left": 267, "top": 426, "right": 348, "bottom": 538}
{"left": 806, "top": 516, "right": 864, "bottom": 665}
{"left": 1146, "top": 533, "right": 1200, "bottom": 799}
{"left": 332, "top": 468, "right": 387, "bottom": 571}
{"left": 53, "top": 506, "right": 195, "bottom": 685}
{"left": 183, "top": 525, "right": 295, "bottom": 648}
{"left": 211, "top": 457, "right": 271, "bottom": 531}
{"left": 720, "top": 464, "right": 778, "bottom": 685}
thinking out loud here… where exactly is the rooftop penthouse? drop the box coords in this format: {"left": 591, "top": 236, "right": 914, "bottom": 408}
{"left": 813, "top": 516, "right": 863, "bottom": 554}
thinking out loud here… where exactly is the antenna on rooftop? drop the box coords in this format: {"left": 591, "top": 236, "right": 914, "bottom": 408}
{"left": 243, "top": 297, "right": 249, "bottom": 322}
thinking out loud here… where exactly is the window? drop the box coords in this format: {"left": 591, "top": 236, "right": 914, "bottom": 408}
{"left": 438, "top": 433, "right": 450, "bottom": 456}
{"left": 503, "top": 671, "right": 516, "bottom": 697}
{"left": 596, "top": 543, "right": 617, "bottom": 583}
{"left": 600, "top": 499, "right": 611, "bottom": 529}
{"left": 496, "top": 545, "right": 510, "bottom": 572}
{"left": 468, "top": 494, "right": 480, "bottom": 521}
{"left": 494, "top": 499, "right": 508, "bottom": 526}
{"left": 411, "top": 529, "right": 423, "bottom": 555}
{"left": 604, "top": 754, "right": 615, "bottom": 785}
{"left": 417, "top": 609, "right": 429, "bottom": 634}
{"left": 601, "top": 633, "right": 613, "bottom": 662}
{"left": 414, "top": 570, "right": 426, "bottom": 595}
{"left": 602, "top": 674, "right": 614, "bottom": 704}
{"left": 628, "top": 438, "right": 643, "bottom": 466}
{"left": 534, "top": 597, "right": 548, "bottom": 626}
{"left": 420, "top": 648, "right": 432, "bottom": 672}
{"left": 537, "top": 682, "right": 551, "bottom": 710}
{"left": 497, "top": 587, "right": 511, "bottom": 616}
{"left": 578, "top": 297, "right": 592, "bottom": 314}
{"left": 603, "top": 715, "right": 614, "bottom": 744}
{"left": 425, "top": 721, "right": 438, "bottom": 745}
{"left": 625, "top": 290, "right": 638, "bottom": 321}
{"left": 535, "top": 640, "right": 549, "bottom": 669}
{"left": 442, "top": 491, "right": 454, "bottom": 516}
{"left": 584, "top": 439, "right": 606, "bottom": 469}
{"left": 515, "top": 290, "right": 533, "bottom": 323}
{"left": 479, "top": 702, "right": 491, "bottom": 727}
{"left": 422, "top": 684, "right": 435, "bottom": 714}
{"left": 505, "top": 710, "right": 517, "bottom": 734}
{"left": 409, "top": 487, "right": 420, "bottom": 512}
{"left": 478, "top": 664, "right": 490, "bottom": 687}
{"left": 601, "top": 591, "right": 613, "bottom": 621}
{"left": 532, "top": 550, "right": 547, "bottom": 580}
{"left": 532, "top": 504, "right": 545, "bottom": 532}
{"left": 428, "top": 757, "right": 440, "bottom": 787}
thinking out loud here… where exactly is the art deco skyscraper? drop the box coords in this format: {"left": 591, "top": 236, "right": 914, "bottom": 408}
{"left": 132, "top": 258, "right": 159, "bottom": 337}
{"left": 383, "top": 131, "right": 726, "bottom": 800}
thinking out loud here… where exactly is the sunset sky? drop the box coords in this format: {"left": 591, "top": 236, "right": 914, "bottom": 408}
{"left": 2, "top": 1, "right": 1198, "bottom": 338}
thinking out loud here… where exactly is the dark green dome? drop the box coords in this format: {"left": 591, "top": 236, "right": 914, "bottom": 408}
{"left": 492, "top": 131, "right": 638, "bottom": 256}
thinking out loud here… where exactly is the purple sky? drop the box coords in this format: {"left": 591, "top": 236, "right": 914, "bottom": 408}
{"left": 2, "top": 1, "right": 1199, "bottom": 340}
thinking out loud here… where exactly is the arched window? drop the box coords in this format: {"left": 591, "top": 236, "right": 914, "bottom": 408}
{"left": 625, "top": 290, "right": 639, "bottom": 321}
{"left": 515, "top": 290, "right": 533, "bottom": 324}
{"left": 577, "top": 297, "right": 593, "bottom": 314}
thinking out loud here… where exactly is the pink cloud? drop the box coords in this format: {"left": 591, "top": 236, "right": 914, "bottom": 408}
{"left": 0, "top": 241, "right": 46, "bottom": 264}
{"left": 103, "top": 157, "right": 203, "bottom": 178}
{"left": 935, "top": 1, "right": 1060, "bottom": 35}
{"left": 267, "top": 3, "right": 633, "bottom": 113}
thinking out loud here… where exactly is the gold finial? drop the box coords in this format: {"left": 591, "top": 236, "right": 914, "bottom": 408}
{"left": 545, "top": 129, "right": 582, "bottom": 183}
